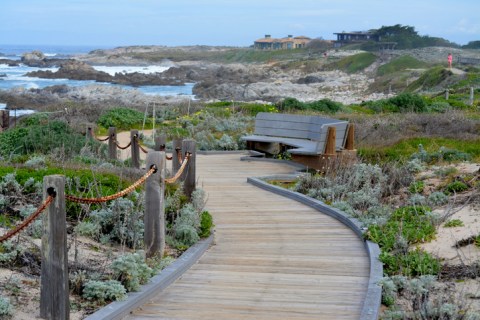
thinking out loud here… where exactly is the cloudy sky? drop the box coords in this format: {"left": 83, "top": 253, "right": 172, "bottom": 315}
{"left": 1, "top": 0, "right": 479, "bottom": 47}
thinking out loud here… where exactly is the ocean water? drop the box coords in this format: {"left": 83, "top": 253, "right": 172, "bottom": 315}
{"left": 0, "top": 44, "right": 194, "bottom": 97}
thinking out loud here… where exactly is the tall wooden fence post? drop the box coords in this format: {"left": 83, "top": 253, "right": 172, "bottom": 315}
{"left": 470, "top": 87, "right": 474, "bottom": 106}
{"left": 182, "top": 139, "right": 196, "bottom": 200}
{"left": 108, "top": 127, "right": 117, "bottom": 160}
{"left": 154, "top": 134, "right": 167, "bottom": 151}
{"left": 40, "top": 175, "right": 69, "bottom": 320}
{"left": 131, "top": 130, "right": 140, "bottom": 169}
{"left": 172, "top": 138, "right": 183, "bottom": 175}
{"left": 0, "top": 110, "right": 9, "bottom": 131}
{"left": 86, "top": 126, "right": 93, "bottom": 141}
{"left": 144, "top": 151, "right": 166, "bottom": 259}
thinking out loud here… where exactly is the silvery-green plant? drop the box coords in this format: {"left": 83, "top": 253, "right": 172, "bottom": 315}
{"left": 0, "top": 296, "right": 14, "bottom": 318}
{"left": 428, "top": 191, "right": 449, "bottom": 206}
{"left": 111, "top": 251, "right": 154, "bottom": 292}
{"left": 82, "top": 280, "right": 126, "bottom": 303}
{"left": 0, "top": 241, "right": 23, "bottom": 265}
{"left": 24, "top": 155, "right": 46, "bottom": 169}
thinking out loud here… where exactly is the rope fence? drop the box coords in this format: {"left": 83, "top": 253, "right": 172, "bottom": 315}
{"left": 165, "top": 153, "right": 190, "bottom": 184}
{"left": 0, "top": 138, "right": 196, "bottom": 317}
{"left": 115, "top": 141, "right": 131, "bottom": 150}
{"left": 0, "top": 189, "right": 56, "bottom": 243}
{"left": 65, "top": 165, "right": 157, "bottom": 204}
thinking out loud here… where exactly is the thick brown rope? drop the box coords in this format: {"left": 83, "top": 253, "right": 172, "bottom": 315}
{"left": 96, "top": 136, "right": 110, "bottom": 142}
{"left": 116, "top": 141, "right": 131, "bottom": 150}
{"left": 138, "top": 144, "right": 149, "bottom": 154}
{"left": 0, "top": 193, "right": 55, "bottom": 243}
{"left": 165, "top": 153, "right": 190, "bottom": 184}
{"left": 65, "top": 165, "right": 157, "bottom": 204}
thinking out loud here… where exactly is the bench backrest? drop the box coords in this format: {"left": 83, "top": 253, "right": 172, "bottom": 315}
{"left": 254, "top": 112, "right": 349, "bottom": 151}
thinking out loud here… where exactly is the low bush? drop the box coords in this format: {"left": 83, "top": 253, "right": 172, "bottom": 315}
{"left": 0, "top": 120, "right": 89, "bottom": 159}
{"left": 277, "top": 97, "right": 342, "bottom": 113}
{"left": 0, "top": 296, "right": 14, "bottom": 318}
{"left": 366, "top": 206, "right": 439, "bottom": 276}
{"left": 82, "top": 280, "right": 126, "bottom": 303}
{"left": 97, "top": 107, "right": 147, "bottom": 130}
{"left": 199, "top": 211, "right": 214, "bottom": 238}
{"left": 444, "top": 219, "right": 464, "bottom": 228}
{"left": 111, "top": 251, "right": 154, "bottom": 292}
{"left": 444, "top": 181, "right": 469, "bottom": 194}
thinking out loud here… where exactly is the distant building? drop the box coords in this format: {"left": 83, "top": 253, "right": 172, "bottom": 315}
{"left": 333, "top": 31, "right": 380, "bottom": 48}
{"left": 254, "top": 35, "right": 311, "bottom": 50}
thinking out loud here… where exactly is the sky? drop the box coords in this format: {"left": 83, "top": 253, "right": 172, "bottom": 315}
{"left": 1, "top": 0, "right": 479, "bottom": 48}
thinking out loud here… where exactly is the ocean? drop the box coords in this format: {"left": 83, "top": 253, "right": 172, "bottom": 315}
{"left": 0, "top": 44, "right": 194, "bottom": 97}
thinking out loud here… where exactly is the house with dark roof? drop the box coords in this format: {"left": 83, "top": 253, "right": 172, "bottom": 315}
{"left": 254, "top": 35, "right": 311, "bottom": 50}
{"left": 333, "top": 31, "right": 380, "bottom": 47}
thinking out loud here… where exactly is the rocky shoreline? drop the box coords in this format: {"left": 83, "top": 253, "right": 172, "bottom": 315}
{"left": 2, "top": 46, "right": 479, "bottom": 111}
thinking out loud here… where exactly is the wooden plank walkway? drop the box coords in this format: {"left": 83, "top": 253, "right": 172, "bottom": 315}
{"left": 126, "top": 153, "right": 370, "bottom": 320}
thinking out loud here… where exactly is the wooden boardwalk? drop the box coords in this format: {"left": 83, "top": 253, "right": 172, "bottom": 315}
{"left": 127, "top": 153, "right": 370, "bottom": 320}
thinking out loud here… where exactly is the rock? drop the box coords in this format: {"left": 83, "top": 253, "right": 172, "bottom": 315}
{"left": 297, "top": 75, "right": 324, "bottom": 84}
{"left": 22, "top": 50, "right": 45, "bottom": 61}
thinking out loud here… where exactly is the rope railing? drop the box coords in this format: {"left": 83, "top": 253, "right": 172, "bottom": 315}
{"left": 65, "top": 165, "right": 157, "bottom": 204}
{"left": 138, "top": 144, "right": 149, "bottom": 154}
{"left": 88, "top": 128, "right": 111, "bottom": 142}
{"left": 165, "top": 153, "right": 190, "bottom": 184}
{"left": 115, "top": 141, "right": 131, "bottom": 150}
{"left": 0, "top": 189, "right": 56, "bottom": 243}
{"left": 95, "top": 136, "right": 110, "bottom": 142}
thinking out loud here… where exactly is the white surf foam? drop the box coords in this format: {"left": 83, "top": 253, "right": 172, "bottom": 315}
{"left": 92, "top": 65, "right": 170, "bottom": 76}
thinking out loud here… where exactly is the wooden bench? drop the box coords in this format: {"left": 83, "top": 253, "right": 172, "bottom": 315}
{"left": 242, "top": 112, "right": 355, "bottom": 169}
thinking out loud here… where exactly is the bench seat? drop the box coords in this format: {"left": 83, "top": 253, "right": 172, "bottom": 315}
{"left": 241, "top": 135, "right": 321, "bottom": 155}
{"left": 241, "top": 112, "right": 349, "bottom": 155}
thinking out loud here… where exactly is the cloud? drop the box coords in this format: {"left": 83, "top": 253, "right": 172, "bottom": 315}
{"left": 453, "top": 19, "right": 480, "bottom": 35}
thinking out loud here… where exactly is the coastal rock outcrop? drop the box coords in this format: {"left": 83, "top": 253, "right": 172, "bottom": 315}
{"left": 26, "top": 60, "right": 113, "bottom": 82}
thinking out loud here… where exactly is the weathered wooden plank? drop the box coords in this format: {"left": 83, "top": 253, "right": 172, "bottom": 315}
{"left": 126, "top": 154, "right": 369, "bottom": 320}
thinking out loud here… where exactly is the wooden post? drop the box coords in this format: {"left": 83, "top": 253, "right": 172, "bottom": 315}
{"left": 324, "top": 127, "right": 336, "bottom": 156}
{"left": 172, "top": 138, "right": 183, "bottom": 175}
{"left": 86, "top": 126, "right": 93, "bottom": 141}
{"left": 470, "top": 87, "right": 474, "bottom": 106}
{"left": 445, "top": 88, "right": 449, "bottom": 100}
{"left": 182, "top": 139, "right": 196, "bottom": 200}
{"left": 154, "top": 134, "right": 167, "bottom": 151}
{"left": 0, "top": 110, "right": 9, "bottom": 131}
{"left": 344, "top": 124, "right": 355, "bottom": 151}
{"left": 108, "top": 127, "right": 117, "bottom": 160}
{"left": 40, "top": 175, "right": 69, "bottom": 320}
{"left": 144, "top": 151, "right": 166, "bottom": 259}
{"left": 131, "top": 130, "right": 140, "bottom": 169}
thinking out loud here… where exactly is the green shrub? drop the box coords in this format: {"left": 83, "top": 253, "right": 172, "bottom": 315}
{"left": 389, "top": 93, "right": 427, "bottom": 112}
{"left": 111, "top": 251, "right": 154, "bottom": 292}
{"left": 199, "top": 211, "right": 214, "bottom": 238}
{"left": 444, "top": 219, "right": 464, "bottom": 228}
{"left": 408, "top": 181, "right": 425, "bottom": 194}
{"left": 367, "top": 206, "right": 439, "bottom": 276}
{"left": 380, "top": 248, "right": 440, "bottom": 277}
{"left": 444, "top": 181, "right": 468, "bottom": 194}
{"left": 97, "top": 107, "right": 147, "bottom": 130}
{"left": 0, "top": 120, "right": 88, "bottom": 158}
{"left": 277, "top": 98, "right": 342, "bottom": 113}
{"left": 82, "top": 280, "right": 127, "bottom": 303}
